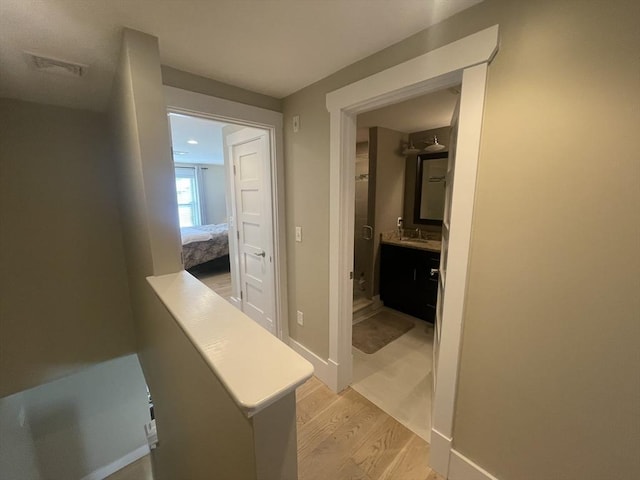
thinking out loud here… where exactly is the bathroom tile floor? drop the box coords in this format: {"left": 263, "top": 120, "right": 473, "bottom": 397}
{"left": 351, "top": 308, "right": 434, "bottom": 442}
{"left": 353, "top": 294, "right": 374, "bottom": 313}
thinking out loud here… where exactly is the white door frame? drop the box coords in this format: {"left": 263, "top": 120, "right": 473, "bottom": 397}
{"left": 326, "top": 26, "right": 499, "bottom": 476}
{"left": 164, "top": 86, "right": 289, "bottom": 342}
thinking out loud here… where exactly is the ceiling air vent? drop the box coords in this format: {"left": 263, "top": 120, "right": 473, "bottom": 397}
{"left": 27, "top": 53, "right": 87, "bottom": 78}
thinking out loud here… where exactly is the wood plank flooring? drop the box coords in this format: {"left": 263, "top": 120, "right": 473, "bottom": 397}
{"left": 107, "top": 376, "right": 442, "bottom": 480}
{"left": 297, "top": 376, "right": 443, "bottom": 480}
{"left": 105, "top": 455, "right": 152, "bottom": 480}
{"left": 193, "top": 269, "right": 233, "bottom": 301}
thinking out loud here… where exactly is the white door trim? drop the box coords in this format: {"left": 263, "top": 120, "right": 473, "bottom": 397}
{"left": 164, "top": 86, "right": 289, "bottom": 342}
{"left": 325, "top": 25, "right": 499, "bottom": 477}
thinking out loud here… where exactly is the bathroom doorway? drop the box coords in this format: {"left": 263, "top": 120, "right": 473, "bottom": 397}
{"left": 327, "top": 26, "right": 497, "bottom": 473}
{"left": 349, "top": 87, "right": 459, "bottom": 441}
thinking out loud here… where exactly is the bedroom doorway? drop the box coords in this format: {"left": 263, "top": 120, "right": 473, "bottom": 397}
{"left": 165, "top": 96, "right": 286, "bottom": 339}
{"left": 168, "top": 112, "right": 233, "bottom": 299}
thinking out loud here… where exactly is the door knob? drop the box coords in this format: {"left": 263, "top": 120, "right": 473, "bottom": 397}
{"left": 254, "top": 250, "right": 266, "bottom": 257}
{"left": 430, "top": 268, "right": 439, "bottom": 277}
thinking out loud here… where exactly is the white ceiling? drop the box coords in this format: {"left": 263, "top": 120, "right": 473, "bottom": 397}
{"left": 0, "top": 0, "right": 483, "bottom": 111}
{"left": 169, "top": 114, "right": 228, "bottom": 165}
{"left": 356, "top": 87, "right": 459, "bottom": 142}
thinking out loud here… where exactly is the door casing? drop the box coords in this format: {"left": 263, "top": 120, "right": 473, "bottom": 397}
{"left": 325, "top": 25, "right": 499, "bottom": 477}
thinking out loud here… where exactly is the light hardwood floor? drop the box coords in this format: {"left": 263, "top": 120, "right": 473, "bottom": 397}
{"left": 297, "top": 376, "right": 443, "bottom": 480}
{"left": 107, "top": 377, "right": 442, "bottom": 480}
{"left": 105, "top": 454, "right": 152, "bottom": 480}
{"left": 193, "top": 269, "right": 233, "bottom": 301}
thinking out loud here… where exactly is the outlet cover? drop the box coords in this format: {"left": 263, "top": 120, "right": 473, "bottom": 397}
{"left": 296, "top": 310, "right": 304, "bottom": 326}
{"left": 295, "top": 226, "right": 302, "bottom": 242}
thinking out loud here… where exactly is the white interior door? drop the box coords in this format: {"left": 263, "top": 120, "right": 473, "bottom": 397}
{"left": 227, "top": 128, "right": 275, "bottom": 334}
{"left": 433, "top": 99, "right": 460, "bottom": 392}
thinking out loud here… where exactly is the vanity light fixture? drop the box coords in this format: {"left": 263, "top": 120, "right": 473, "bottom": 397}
{"left": 423, "top": 135, "right": 446, "bottom": 152}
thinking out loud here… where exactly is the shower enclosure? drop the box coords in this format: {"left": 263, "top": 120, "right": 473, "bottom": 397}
{"left": 353, "top": 140, "right": 374, "bottom": 303}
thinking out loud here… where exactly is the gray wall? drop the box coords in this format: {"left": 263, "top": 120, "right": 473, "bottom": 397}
{"left": 0, "top": 98, "right": 149, "bottom": 479}
{"left": 0, "top": 98, "right": 135, "bottom": 397}
{"left": 0, "top": 355, "right": 149, "bottom": 480}
{"left": 162, "top": 65, "right": 282, "bottom": 112}
{"left": 110, "top": 29, "right": 262, "bottom": 479}
{"left": 281, "top": 0, "right": 640, "bottom": 477}
{"left": 370, "top": 127, "right": 407, "bottom": 296}
{"left": 201, "top": 164, "right": 228, "bottom": 225}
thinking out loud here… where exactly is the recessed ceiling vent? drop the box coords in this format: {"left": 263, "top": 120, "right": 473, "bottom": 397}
{"left": 27, "top": 53, "right": 87, "bottom": 78}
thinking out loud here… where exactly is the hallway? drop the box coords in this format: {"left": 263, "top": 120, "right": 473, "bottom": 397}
{"left": 108, "top": 376, "right": 442, "bottom": 480}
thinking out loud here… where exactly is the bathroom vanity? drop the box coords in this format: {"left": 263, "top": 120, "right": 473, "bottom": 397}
{"left": 380, "top": 235, "right": 441, "bottom": 322}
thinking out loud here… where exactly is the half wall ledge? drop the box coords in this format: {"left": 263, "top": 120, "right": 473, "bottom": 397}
{"left": 147, "top": 271, "right": 313, "bottom": 417}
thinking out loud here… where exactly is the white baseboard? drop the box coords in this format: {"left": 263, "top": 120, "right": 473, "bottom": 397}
{"left": 288, "top": 337, "right": 337, "bottom": 389}
{"left": 429, "top": 428, "right": 452, "bottom": 477}
{"left": 449, "top": 450, "right": 499, "bottom": 480}
{"left": 81, "top": 444, "right": 150, "bottom": 480}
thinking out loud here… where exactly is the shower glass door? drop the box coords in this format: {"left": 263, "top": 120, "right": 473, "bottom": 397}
{"left": 354, "top": 149, "right": 374, "bottom": 301}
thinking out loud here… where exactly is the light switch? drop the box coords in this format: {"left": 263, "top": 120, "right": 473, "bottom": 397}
{"left": 295, "top": 226, "right": 302, "bottom": 242}
{"left": 296, "top": 310, "right": 304, "bottom": 326}
{"left": 293, "top": 115, "right": 300, "bottom": 133}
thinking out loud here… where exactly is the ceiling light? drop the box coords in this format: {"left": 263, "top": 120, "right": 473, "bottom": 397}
{"left": 187, "top": 139, "right": 198, "bottom": 145}
{"left": 173, "top": 150, "right": 188, "bottom": 156}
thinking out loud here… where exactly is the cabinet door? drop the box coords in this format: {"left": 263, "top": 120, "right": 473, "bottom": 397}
{"left": 381, "top": 245, "right": 440, "bottom": 322}
{"left": 380, "top": 244, "right": 415, "bottom": 312}
{"left": 415, "top": 251, "right": 439, "bottom": 322}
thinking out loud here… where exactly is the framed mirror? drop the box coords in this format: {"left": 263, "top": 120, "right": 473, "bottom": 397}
{"left": 413, "top": 152, "right": 448, "bottom": 225}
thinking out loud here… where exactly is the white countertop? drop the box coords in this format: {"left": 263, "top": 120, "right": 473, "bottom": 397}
{"left": 147, "top": 271, "right": 313, "bottom": 417}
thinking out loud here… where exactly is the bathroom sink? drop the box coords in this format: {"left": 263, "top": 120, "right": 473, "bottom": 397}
{"left": 381, "top": 231, "right": 441, "bottom": 252}
{"left": 395, "top": 237, "right": 441, "bottom": 252}
{"left": 400, "top": 236, "right": 439, "bottom": 243}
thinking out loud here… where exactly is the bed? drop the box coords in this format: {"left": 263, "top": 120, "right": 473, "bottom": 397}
{"left": 180, "top": 223, "right": 230, "bottom": 270}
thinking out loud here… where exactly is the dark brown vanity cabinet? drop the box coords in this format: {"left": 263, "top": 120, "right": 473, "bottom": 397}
{"left": 380, "top": 243, "right": 440, "bottom": 322}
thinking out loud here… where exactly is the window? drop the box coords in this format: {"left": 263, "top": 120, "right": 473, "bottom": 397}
{"left": 174, "top": 166, "right": 201, "bottom": 227}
